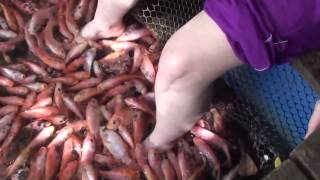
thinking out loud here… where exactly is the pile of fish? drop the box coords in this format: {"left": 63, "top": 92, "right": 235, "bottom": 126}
{"left": 0, "top": 0, "right": 258, "bottom": 179}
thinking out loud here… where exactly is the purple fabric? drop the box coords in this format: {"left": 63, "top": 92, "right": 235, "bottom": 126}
{"left": 204, "top": 0, "right": 320, "bottom": 71}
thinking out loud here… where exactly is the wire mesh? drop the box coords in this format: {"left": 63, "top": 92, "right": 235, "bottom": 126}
{"left": 224, "top": 64, "right": 320, "bottom": 149}
{"left": 131, "top": 0, "right": 204, "bottom": 44}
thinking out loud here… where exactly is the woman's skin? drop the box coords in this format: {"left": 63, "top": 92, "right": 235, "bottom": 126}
{"left": 306, "top": 101, "right": 320, "bottom": 139}
{"left": 81, "top": 0, "right": 320, "bottom": 149}
{"left": 81, "top": 0, "right": 139, "bottom": 40}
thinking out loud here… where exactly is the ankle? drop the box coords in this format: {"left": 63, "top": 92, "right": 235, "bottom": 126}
{"left": 92, "top": 17, "right": 124, "bottom": 32}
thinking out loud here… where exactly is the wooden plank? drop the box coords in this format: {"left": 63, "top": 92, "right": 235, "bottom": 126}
{"left": 262, "top": 159, "right": 309, "bottom": 180}
{"left": 290, "top": 129, "right": 320, "bottom": 180}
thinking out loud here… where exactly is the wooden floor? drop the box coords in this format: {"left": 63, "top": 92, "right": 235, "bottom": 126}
{"left": 263, "top": 129, "right": 320, "bottom": 180}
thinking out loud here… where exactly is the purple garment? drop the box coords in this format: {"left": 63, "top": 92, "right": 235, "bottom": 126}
{"left": 204, "top": 0, "right": 320, "bottom": 71}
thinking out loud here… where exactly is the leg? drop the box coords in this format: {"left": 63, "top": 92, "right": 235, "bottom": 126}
{"left": 305, "top": 101, "right": 320, "bottom": 139}
{"left": 145, "top": 11, "right": 242, "bottom": 149}
{"left": 81, "top": 0, "right": 139, "bottom": 39}
{"left": 94, "top": 0, "right": 138, "bottom": 25}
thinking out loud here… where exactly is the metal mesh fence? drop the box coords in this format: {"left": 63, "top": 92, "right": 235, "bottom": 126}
{"left": 224, "top": 64, "right": 320, "bottom": 149}
{"left": 131, "top": 0, "right": 204, "bottom": 44}
{"left": 131, "top": 0, "right": 320, "bottom": 177}
{"left": 223, "top": 63, "right": 320, "bottom": 177}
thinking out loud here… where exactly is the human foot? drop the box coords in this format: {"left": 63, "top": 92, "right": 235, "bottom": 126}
{"left": 305, "top": 101, "right": 320, "bottom": 139}
{"left": 81, "top": 20, "right": 125, "bottom": 40}
{"left": 143, "top": 135, "right": 173, "bottom": 151}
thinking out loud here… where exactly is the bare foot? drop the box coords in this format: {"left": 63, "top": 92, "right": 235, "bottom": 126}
{"left": 143, "top": 135, "right": 173, "bottom": 151}
{"left": 305, "top": 101, "right": 320, "bottom": 139}
{"left": 81, "top": 20, "right": 125, "bottom": 40}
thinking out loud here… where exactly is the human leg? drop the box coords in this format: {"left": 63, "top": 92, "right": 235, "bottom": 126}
{"left": 145, "top": 11, "right": 242, "bottom": 149}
